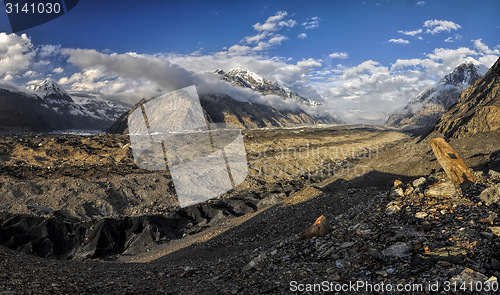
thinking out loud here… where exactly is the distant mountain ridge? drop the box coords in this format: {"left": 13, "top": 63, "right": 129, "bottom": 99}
{"left": 108, "top": 68, "right": 341, "bottom": 134}
{"left": 215, "top": 67, "right": 321, "bottom": 106}
{"left": 0, "top": 78, "right": 128, "bottom": 132}
{"left": 386, "top": 58, "right": 489, "bottom": 127}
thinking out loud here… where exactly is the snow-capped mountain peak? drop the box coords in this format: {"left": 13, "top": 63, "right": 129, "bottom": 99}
{"left": 215, "top": 67, "right": 321, "bottom": 106}
{"left": 227, "top": 67, "right": 266, "bottom": 87}
{"left": 29, "top": 78, "right": 68, "bottom": 97}
{"left": 439, "top": 59, "right": 488, "bottom": 88}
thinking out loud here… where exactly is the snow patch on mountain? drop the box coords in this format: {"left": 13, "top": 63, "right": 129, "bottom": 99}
{"left": 214, "top": 67, "right": 321, "bottom": 107}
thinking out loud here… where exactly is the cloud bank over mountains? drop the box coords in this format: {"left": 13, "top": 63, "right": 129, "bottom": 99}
{"left": 0, "top": 11, "right": 498, "bottom": 124}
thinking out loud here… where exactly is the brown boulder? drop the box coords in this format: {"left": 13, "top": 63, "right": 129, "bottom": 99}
{"left": 300, "top": 215, "right": 332, "bottom": 240}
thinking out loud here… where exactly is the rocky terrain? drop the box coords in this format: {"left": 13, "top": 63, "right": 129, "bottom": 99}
{"left": 0, "top": 78, "right": 127, "bottom": 132}
{"left": 0, "top": 123, "right": 499, "bottom": 294}
{"left": 0, "top": 59, "right": 499, "bottom": 294}
{"left": 386, "top": 58, "right": 488, "bottom": 128}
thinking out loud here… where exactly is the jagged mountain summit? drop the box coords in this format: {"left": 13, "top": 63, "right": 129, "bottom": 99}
{"left": 431, "top": 56, "right": 500, "bottom": 138}
{"left": 28, "top": 78, "right": 73, "bottom": 102}
{"left": 0, "top": 79, "right": 128, "bottom": 132}
{"left": 214, "top": 67, "right": 321, "bottom": 106}
{"left": 386, "top": 58, "right": 489, "bottom": 127}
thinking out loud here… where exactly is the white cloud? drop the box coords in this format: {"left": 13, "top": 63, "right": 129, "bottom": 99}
{"left": 424, "top": 19, "right": 461, "bottom": 35}
{"left": 397, "top": 29, "right": 422, "bottom": 36}
{"left": 298, "top": 33, "right": 307, "bottom": 39}
{"left": 473, "top": 39, "right": 500, "bottom": 55}
{"left": 389, "top": 38, "right": 410, "bottom": 44}
{"left": 301, "top": 17, "right": 320, "bottom": 29}
{"left": 253, "top": 11, "right": 295, "bottom": 32}
{"left": 240, "top": 11, "right": 296, "bottom": 52}
{"left": 53, "top": 67, "right": 64, "bottom": 73}
{"left": 0, "top": 33, "right": 36, "bottom": 78}
{"left": 252, "top": 35, "right": 287, "bottom": 51}
{"left": 444, "top": 37, "right": 453, "bottom": 43}
{"left": 243, "top": 31, "right": 271, "bottom": 44}
{"left": 296, "top": 58, "right": 322, "bottom": 68}
{"left": 329, "top": 52, "right": 349, "bottom": 59}
{"left": 227, "top": 44, "right": 252, "bottom": 56}
{"left": 23, "top": 70, "right": 38, "bottom": 77}
{"left": 39, "top": 44, "right": 60, "bottom": 57}
{"left": 416, "top": 1, "right": 425, "bottom": 5}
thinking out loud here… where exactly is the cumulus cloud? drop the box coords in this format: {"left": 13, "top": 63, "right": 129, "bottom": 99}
{"left": 329, "top": 52, "right": 349, "bottom": 59}
{"left": 301, "top": 17, "right": 320, "bottom": 29}
{"left": 296, "top": 58, "right": 322, "bottom": 68}
{"left": 389, "top": 38, "right": 410, "bottom": 44}
{"left": 239, "top": 11, "right": 296, "bottom": 52}
{"left": 298, "top": 33, "right": 307, "bottom": 39}
{"left": 398, "top": 29, "right": 422, "bottom": 36}
{"left": 253, "top": 11, "right": 295, "bottom": 32}
{"left": 444, "top": 37, "right": 453, "bottom": 43}
{"left": 424, "top": 19, "right": 461, "bottom": 35}
{"left": 417, "top": 1, "right": 425, "bottom": 5}
{"left": 0, "top": 33, "right": 36, "bottom": 78}
{"left": 53, "top": 67, "right": 64, "bottom": 73}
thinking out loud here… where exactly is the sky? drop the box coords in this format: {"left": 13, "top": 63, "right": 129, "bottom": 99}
{"left": 0, "top": 0, "right": 499, "bottom": 124}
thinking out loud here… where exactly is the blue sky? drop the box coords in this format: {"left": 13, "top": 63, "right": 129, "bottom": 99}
{"left": 0, "top": 0, "right": 499, "bottom": 124}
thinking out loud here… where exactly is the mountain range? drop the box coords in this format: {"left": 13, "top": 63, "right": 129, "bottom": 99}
{"left": 386, "top": 58, "right": 489, "bottom": 128}
{"left": 0, "top": 78, "right": 127, "bottom": 132}
{"left": 107, "top": 68, "right": 340, "bottom": 134}
{"left": 0, "top": 78, "right": 128, "bottom": 132}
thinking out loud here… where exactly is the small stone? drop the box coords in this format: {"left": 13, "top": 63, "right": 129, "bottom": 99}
{"left": 477, "top": 212, "right": 497, "bottom": 225}
{"left": 393, "top": 187, "right": 405, "bottom": 197}
{"left": 424, "top": 180, "right": 458, "bottom": 198}
{"left": 394, "top": 180, "right": 403, "bottom": 188}
{"left": 488, "top": 169, "right": 500, "bottom": 179}
{"left": 381, "top": 242, "right": 411, "bottom": 258}
{"left": 242, "top": 261, "right": 256, "bottom": 273}
{"left": 479, "top": 184, "right": 500, "bottom": 206}
{"left": 385, "top": 201, "right": 401, "bottom": 216}
{"left": 487, "top": 227, "right": 500, "bottom": 236}
{"left": 335, "top": 260, "right": 344, "bottom": 269}
{"left": 449, "top": 268, "right": 489, "bottom": 291}
{"left": 418, "top": 247, "right": 466, "bottom": 265}
{"left": 415, "top": 212, "right": 428, "bottom": 219}
{"left": 300, "top": 215, "right": 332, "bottom": 240}
{"left": 412, "top": 177, "right": 427, "bottom": 188}
{"left": 490, "top": 259, "right": 500, "bottom": 270}
{"left": 437, "top": 261, "right": 452, "bottom": 267}
{"left": 338, "top": 242, "right": 355, "bottom": 249}
{"left": 328, "top": 273, "right": 341, "bottom": 281}
{"left": 375, "top": 270, "right": 387, "bottom": 277}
